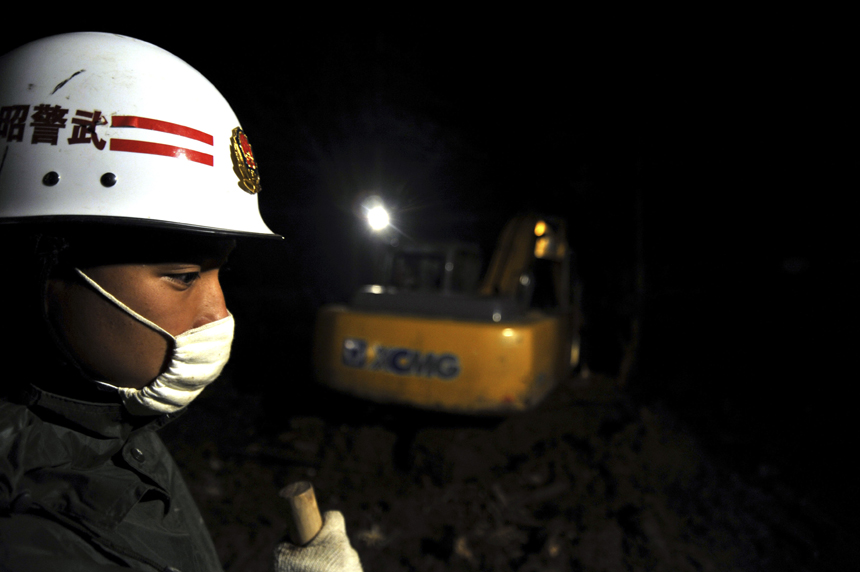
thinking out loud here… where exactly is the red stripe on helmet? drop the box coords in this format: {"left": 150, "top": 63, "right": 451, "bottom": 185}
{"left": 111, "top": 116, "right": 213, "bottom": 146}
{"left": 110, "top": 139, "right": 214, "bottom": 166}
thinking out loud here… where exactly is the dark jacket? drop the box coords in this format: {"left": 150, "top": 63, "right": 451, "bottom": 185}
{"left": 0, "top": 386, "right": 223, "bottom": 571}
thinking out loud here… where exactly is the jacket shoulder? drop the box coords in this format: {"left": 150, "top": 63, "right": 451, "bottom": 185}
{"left": 1, "top": 399, "right": 72, "bottom": 506}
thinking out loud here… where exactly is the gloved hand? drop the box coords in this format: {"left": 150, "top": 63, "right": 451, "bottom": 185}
{"left": 274, "top": 511, "right": 363, "bottom": 572}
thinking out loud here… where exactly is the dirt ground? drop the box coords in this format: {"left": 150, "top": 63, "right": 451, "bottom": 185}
{"left": 160, "top": 370, "right": 856, "bottom": 572}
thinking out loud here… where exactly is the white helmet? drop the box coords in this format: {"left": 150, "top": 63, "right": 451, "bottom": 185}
{"left": 0, "top": 32, "right": 278, "bottom": 238}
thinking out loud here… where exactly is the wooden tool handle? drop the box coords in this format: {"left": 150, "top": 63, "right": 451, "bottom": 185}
{"left": 279, "top": 481, "right": 323, "bottom": 545}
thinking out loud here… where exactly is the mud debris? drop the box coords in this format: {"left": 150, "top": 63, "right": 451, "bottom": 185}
{"left": 162, "top": 373, "right": 853, "bottom": 571}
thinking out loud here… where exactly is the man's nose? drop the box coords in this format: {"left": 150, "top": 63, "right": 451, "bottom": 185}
{"left": 194, "top": 271, "right": 229, "bottom": 328}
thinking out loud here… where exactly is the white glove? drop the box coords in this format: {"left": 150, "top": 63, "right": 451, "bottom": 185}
{"left": 274, "top": 511, "right": 363, "bottom": 572}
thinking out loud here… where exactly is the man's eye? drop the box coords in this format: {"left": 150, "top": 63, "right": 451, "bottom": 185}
{"left": 168, "top": 272, "right": 200, "bottom": 286}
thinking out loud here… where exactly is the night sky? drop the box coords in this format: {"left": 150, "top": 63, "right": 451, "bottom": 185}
{"left": 2, "top": 19, "right": 855, "bottom": 517}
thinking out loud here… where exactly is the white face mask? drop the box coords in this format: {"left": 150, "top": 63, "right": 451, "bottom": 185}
{"left": 75, "top": 268, "right": 234, "bottom": 416}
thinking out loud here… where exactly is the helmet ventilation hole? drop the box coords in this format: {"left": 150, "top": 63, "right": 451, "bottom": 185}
{"left": 42, "top": 172, "right": 60, "bottom": 186}
{"left": 100, "top": 173, "right": 117, "bottom": 187}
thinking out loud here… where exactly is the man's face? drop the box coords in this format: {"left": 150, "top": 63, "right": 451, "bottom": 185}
{"left": 46, "top": 238, "right": 234, "bottom": 389}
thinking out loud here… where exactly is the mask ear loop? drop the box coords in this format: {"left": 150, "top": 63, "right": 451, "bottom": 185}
{"left": 73, "top": 269, "right": 178, "bottom": 393}
{"left": 74, "top": 269, "right": 174, "bottom": 340}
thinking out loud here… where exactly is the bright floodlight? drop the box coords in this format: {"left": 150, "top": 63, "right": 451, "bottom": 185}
{"left": 367, "top": 205, "right": 390, "bottom": 231}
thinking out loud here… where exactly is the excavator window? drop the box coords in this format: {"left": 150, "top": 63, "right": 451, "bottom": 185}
{"left": 391, "top": 252, "right": 445, "bottom": 291}
{"left": 385, "top": 244, "right": 481, "bottom": 294}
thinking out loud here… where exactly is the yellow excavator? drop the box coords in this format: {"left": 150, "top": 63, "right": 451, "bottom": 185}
{"left": 312, "top": 214, "right": 581, "bottom": 414}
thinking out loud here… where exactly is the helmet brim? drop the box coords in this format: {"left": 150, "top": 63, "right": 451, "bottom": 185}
{"left": 0, "top": 215, "right": 283, "bottom": 240}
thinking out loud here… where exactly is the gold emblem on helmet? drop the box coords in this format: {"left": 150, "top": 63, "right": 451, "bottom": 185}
{"left": 230, "top": 127, "right": 261, "bottom": 194}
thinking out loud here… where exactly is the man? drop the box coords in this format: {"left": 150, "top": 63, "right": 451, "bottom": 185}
{"left": 0, "top": 32, "right": 361, "bottom": 571}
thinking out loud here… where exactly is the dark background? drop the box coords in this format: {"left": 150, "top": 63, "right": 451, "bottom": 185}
{"left": 3, "top": 17, "right": 856, "bottom": 532}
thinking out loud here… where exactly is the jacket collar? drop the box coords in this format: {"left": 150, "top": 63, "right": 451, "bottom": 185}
{"left": 26, "top": 384, "right": 178, "bottom": 439}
